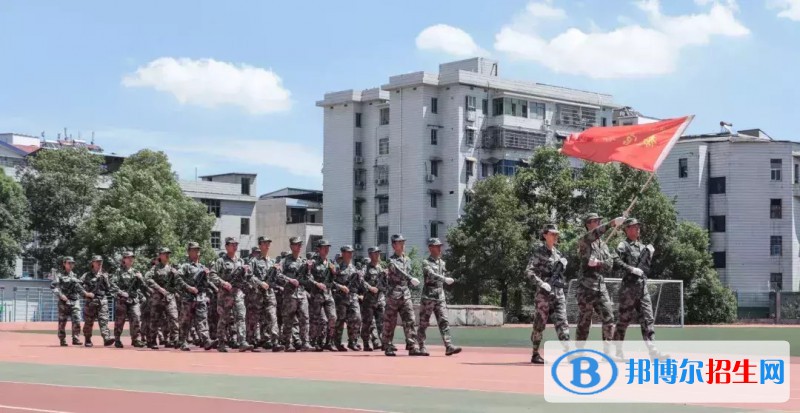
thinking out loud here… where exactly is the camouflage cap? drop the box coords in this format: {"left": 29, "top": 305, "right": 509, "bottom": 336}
{"left": 623, "top": 218, "right": 641, "bottom": 228}
{"left": 427, "top": 238, "right": 443, "bottom": 246}
{"left": 367, "top": 246, "right": 381, "bottom": 254}
{"left": 391, "top": 234, "right": 405, "bottom": 243}
{"left": 250, "top": 246, "right": 261, "bottom": 254}
{"left": 121, "top": 251, "right": 135, "bottom": 258}
{"left": 62, "top": 256, "right": 75, "bottom": 263}
{"left": 340, "top": 245, "right": 355, "bottom": 252}
{"left": 316, "top": 239, "right": 331, "bottom": 247}
{"left": 225, "top": 237, "right": 238, "bottom": 245}
{"left": 541, "top": 223, "right": 560, "bottom": 235}
{"left": 289, "top": 236, "right": 303, "bottom": 245}
{"left": 158, "top": 247, "right": 171, "bottom": 254}
{"left": 583, "top": 212, "right": 602, "bottom": 223}
{"left": 257, "top": 236, "right": 272, "bottom": 244}
{"left": 90, "top": 255, "right": 103, "bottom": 262}
{"left": 187, "top": 241, "right": 200, "bottom": 250}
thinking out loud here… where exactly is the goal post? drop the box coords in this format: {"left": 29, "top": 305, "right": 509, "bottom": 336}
{"left": 565, "top": 278, "right": 684, "bottom": 327}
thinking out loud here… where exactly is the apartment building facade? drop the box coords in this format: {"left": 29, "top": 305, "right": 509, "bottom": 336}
{"left": 317, "top": 58, "right": 619, "bottom": 254}
{"left": 256, "top": 187, "right": 323, "bottom": 254}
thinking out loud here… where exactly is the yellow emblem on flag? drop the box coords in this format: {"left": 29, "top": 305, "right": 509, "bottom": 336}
{"left": 623, "top": 135, "right": 636, "bottom": 145}
{"left": 642, "top": 135, "right": 657, "bottom": 147}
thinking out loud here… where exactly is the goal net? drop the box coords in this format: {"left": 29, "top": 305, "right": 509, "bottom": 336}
{"left": 565, "top": 278, "right": 684, "bottom": 327}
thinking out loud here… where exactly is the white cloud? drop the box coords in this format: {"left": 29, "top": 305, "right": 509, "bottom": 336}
{"left": 769, "top": 0, "right": 800, "bottom": 21}
{"left": 494, "top": 0, "right": 749, "bottom": 78}
{"left": 122, "top": 57, "right": 292, "bottom": 115}
{"left": 415, "top": 24, "right": 488, "bottom": 57}
{"left": 526, "top": 1, "right": 567, "bottom": 19}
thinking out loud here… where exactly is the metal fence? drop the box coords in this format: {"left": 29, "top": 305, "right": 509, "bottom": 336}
{"left": 0, "top": 286, "right": 114, "bottom": 323}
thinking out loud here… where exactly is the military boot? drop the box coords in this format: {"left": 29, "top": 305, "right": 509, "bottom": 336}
{"left": 348, "top": 341, "right": 362, "bottom": 351}
{"left": 362, "top": 342, "right": 373, "bottom": 352}
{"left": 272, "top": 344, "right": 286, "bottom": 352}
{"left": 72, "top": 337, "right": 82, "bottom": 346}
{"left": 336, "top": 342, "right": 348, "bottom": 352}
{"left": 59, "top": 339, "right": 68, "bottom": 347}
{"left": 531, "top": 352, "right": 545, "bottom": 364}
{"left": 84, "top": 338, "right": 93, "bottom": 348}
{"left": 445, "top": 346, "right": 462, "bottom": 356}
{"left": 104, "top": 338, "right": 115, "bottom": 347}
{"left": 418, "top": 346, "right": 430, "bottom": 356}
{"left": 238, "top": 342, "right": 255, "bottom": 352}
{"left": 114, "top": 338, "right": 124, "bottom": 348}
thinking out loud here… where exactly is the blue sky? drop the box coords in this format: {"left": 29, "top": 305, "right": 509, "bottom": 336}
{"left": 1, "top": 0, "right": 799, "bottom": 195}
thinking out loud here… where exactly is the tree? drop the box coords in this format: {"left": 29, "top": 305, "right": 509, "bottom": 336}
{"left": 19, "top": 148, "right": 103, "bottom": 274}
{"left": 685, "top": 268, "right": 737, "bottom": 324}
{"left": 0, "top": 169, "right": 29, "bottom": 278}
{"left": 76, "top": 150, "right": 216, "bottom": 269}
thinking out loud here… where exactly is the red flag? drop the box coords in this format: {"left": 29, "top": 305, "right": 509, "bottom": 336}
{"left": 560, "top": 115, "right": 694, "bottom": 172}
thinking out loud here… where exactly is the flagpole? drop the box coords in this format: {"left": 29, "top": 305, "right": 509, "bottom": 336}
{"left": 604, "top": 171, "right": 656, "bottom": 243}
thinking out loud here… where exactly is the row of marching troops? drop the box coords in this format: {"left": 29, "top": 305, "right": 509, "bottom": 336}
{"left": 50, "top": 234, "right": 463, "bottom": 357}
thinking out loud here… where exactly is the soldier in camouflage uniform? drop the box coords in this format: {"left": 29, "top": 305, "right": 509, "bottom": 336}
{"left": 360, "top": 248, "right": 385, "bottom": 351}
{"left": 244, "top": 246, "right": 265, "bottom": 347}
{"left": 333, "top": 245, "right": 370, "bottom": 351}
{"left": 525, "top": 224, "right": 571, "bottom": 364}
{"left": 51, "top": 257, "right": 94, "bottom": 346}
{"left": 576, "top": 213, "right": 623, "bottom": 349}
{"left": 175, "top": 242, "right": 215, "bottom": 351}
{"left": 417, "top": 238, "right": 462, "bottom": 356}
{"left": 251, "top": 236, "right": 281, "bottom": 350}
{"left": 139, "top": 257, "right": 157, "bottom": 346}
{"left": 381, "top": 234, "right": 423, "bottom": 357}
{"left": 144, "top": 248, "right": 180, "bottom": 349}
{"left": 209, "top": 237, "right": 259, "bottom": 352}
{"left": 612, "top": 218, "right": 665, "bottom": 359}
{"left": 80, "top": 255, "right": 115, "bottom": 347}
{"left": 306, "top": 239, "right": 338, "bottom": 352}
{"left": 275, "top": 237, "right": 315, "bottom": 352}
{"left": 109, "top": 251, "right": 146, "bottom": 348}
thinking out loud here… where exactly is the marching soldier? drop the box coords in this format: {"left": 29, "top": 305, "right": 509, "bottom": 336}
{"left": 576, "top": 213, "right": 623, "bottom": 349}
{"left": 244, "top": 246, "right": 264, "bottom": 348}
{"left": 360, "top": 249, "right": 385, "bottom": 352}
{"left": 176, "top": 242, "right": 215, "bottom": 351}
{"left": 80, "top": 255, "right": 115, "bottom": 347}
{"left": 251, "top": 236, "right": 281, "bottom": 351}
{"left": 333, "top": 245, "right": 370, "bottom": 351}
{"left": 275, "top": 237, "right": 314, "bottom": 352}
{"left": 51, "top": 256, "right": 94, "bottom": 346}
{"left": 525, "top": 224, "right": 570, "bottom": 364}
{"left": 209, "top": 237, "right": 258, "bottom": 352}
{"left": 109, "top": 251, "right": 146, "bottom": 348}
{"left": 144, "top": 248, "right": 180, "bottom": 349}
{"left": 417, "top": 238, "right": 461, "bottom": 356}
{"left": 139, "top": 257, "right": 157, "bottom": 347}
{"left": 307, "top": 239, "right": 338, "bottom": 352}
{"left": 381, "top": 234, "right": 423, "bottom": 357}
{"left": 612, "top": 218, "right": 665, "bottom": 359}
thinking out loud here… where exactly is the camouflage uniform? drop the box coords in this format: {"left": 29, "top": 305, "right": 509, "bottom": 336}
{"left": 145, "top": 250, "right": 180, "bottom": 348}
{"left": 209, "top": 246, "right": 257, "bottom": 352}
{"left": 251, "top": 250, "right": 280, "bottom": 349}
{"left": 244, "top": 249, "right": 265, "bottom": 347}
{"left": 381, "top": 235, "right": 421, "bottom": 355}
{"left": 612, "top": 218, "right": 660, "bottom": 356}
{"left": 525, "top": 235, "right": 570, "bottom": 358}
{"left": 360, "top": 255, "right": 385, "bottom": 349}
{"left": 50, "top": 258, "right": 88, "bottom": 346}
{"left": 417, "top": 240, "right": 460, "bottom": 355}
{"left": 276, "top": 242, "right": 314, "bottom": 351}
{"left": 333, "top": 247, "right": 369, "bottom": 350}
{"left": 109, "top": 254, "right": 146, "bottom": 347}
{"left": 80, "top": 258, "right": 114, "bottom": 346}
{"left": 139, "top": 260, "right": 156, "bottom": 344}
{"left": 576, "top": 214, "right": 617, "bottom": 344}
{"left": 306, "top": 242, "right": 337, "bottom": 350}
{"left": 176, "top": 249, "right": 214, "bottom": 349}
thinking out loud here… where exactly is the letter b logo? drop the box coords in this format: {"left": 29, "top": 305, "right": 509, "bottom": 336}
{"left": 570, "top": 357, "right": 601, "bottom": 388}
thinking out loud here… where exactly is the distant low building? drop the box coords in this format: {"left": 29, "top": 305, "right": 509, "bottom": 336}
{"left": 256, "top": 188, "right": 323, "bottom": 254}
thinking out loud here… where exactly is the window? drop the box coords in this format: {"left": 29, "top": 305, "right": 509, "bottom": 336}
{"left": 556, "top": 104, "right": 597, "bottom": 127}
{"left": 771, "top": 273, "right": 783, "bottom": 291}
{"left": 795, "top": 164, "right": 799, "bottom": 184}
{"left": 430, "top": 222, "right": 438, "bottom": 238}
{"left": 354, "top": 230, "right": 362, "bottom": 245}
{"left": 481, "top": 162, "right": 490, "bottom": 178}
{"left": 378, "top": 226, "right": 389, "bottom": 245}
{"left": 378, "top": 197, "right": 389, "bottom": 214}
{"left": 309, "top": 213, "right": 316, "bottom": 223}
{"left": 379, "top": 108, "right": 390, "bottom": 125}
{"left": 211, "top": 231, "right": 221, "bottom": 249}
{"left": 378, "top": 138, "right": 389, "bottom": 155}
{"left": 492, "top": 98, "right": 527, "bottom": 117}
{"left": 354, "top": 142, "right": 362, "bottom": 157}
{"left": 355, "top": 113, "right": 362, "bottom": 128}
{"left": 201, "top": 199, "right": 221, "bottom": 218}
{"left": 430, "top": 161, "right": 439, "bottom": 177}
{"left": 710, "top": 216, "right": 726, "bottom": 232}
{"left": 713, "top": 251, "right": 726, "bottom": 268}
{"left": 709, "top": 177, "right": 726, "bottom": 194}
{"left": 601, "top": 117, "right": 608, "bottom": 127}
{"left": 679, "top": 158, "right": 688, "bottom": 178}
{"left": 241, "top": 177, "right": 250, "bottom": 195}
{"left": 430, "top": 129, "right": 438, "bottom": 145}
{"left": 530, "top": 102, "right": 545, "bottom": 119}
{"left": 465, "top": 129, "right": 475, "bottom": 146}
{"left": 771, "top": 199, "right": 782, "bottom": 219}
{"left": 22, "top": 257, "right": 36, "bottom": 277}
{"left": 431, "top": 98, "right": 438, "bottom": 114}
{"left": 465, "top": 95, "right": 477, "bottom": 111}
{"left": 354, "top": 201, "right": 362, "bottom": 215}
{"left": 492, "top": 98, "right": 504, "bottom": 116}
{"left": 240, "top": 249, "right": 250, "bottom": 259}
{"left": 430, "top": 193, "right": 438, "bottom": 208}
{"left": 770, "top": 236, "right": 782, "bottom": 256}
{"left": 240, "top": 218, "right": 250, "bottom": 235}
{"left": 771, "top": 159, "right": 782, "bottom": 181}
{"left": 494, "top": 160, "right": 519, "bottom": 176}
{"left": 482, "top": 99, "right": 488, "bottom": 115}
{"left": 354, "top": 169, "right": 366, "bottom": 187}
{"left": 464, "top": 191, "right": 473, "bottom": 204}
{"left": 376, "top": 165, "right": 389, "bottom": 185}
{"left": 465, "top": 160, "right": 474, "bottom": 178}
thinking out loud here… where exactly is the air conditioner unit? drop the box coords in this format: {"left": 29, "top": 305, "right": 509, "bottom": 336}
{"left": 466, "top": 111, "right": 476, "bottom": 122}
{"left": 426, "top": 174, "right": 436, "bottom": 182}
{"left": 354, "top": 156, "right": 363, "bottom": 164}
{"left": 376, "top": 178, "right": 388, "bottom": 185}
{"left": 354, "top": 244, "right": 362, "bottom": 250}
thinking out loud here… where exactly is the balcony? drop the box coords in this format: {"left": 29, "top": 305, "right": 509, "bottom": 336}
{"left": 794, "top": 183, "right": 800, "bottom": 198}
{"left": 481, "top": 126, "right": 546, "bottom": 151}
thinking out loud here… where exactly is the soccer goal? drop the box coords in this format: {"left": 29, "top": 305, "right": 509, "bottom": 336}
{"left": 565, "top": 278, "right": 684, "bottom": 327}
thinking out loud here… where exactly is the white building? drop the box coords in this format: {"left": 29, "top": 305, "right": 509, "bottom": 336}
{"left": 255, "top": 187, "right": 323, "bottom": 254}
{"left": 657, "top": 128, "right": 800, "bottom": 313}
{"left": 317, "top": 58, "right": 619, "bottom": 254}
{"left": 180, "top": 173, "right": 258, "bottom": 258}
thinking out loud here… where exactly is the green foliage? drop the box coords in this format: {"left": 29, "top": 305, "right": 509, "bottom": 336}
{"left": 685, "top": 268, "right": 738, "bottom": 324}
{"left": 75, "top": 150, "right": 216, "bottom": 270}
{"left": 0, "top": 170, "right": 30, "bottom": 277}
{"left": 19, "top": 148, "right": 103, "bottom": 274}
